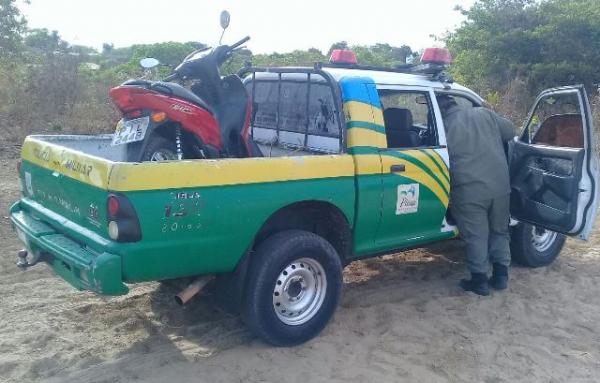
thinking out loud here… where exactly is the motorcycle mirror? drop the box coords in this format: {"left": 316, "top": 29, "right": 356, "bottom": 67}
{"left": 219, "top": 10, "right": 230, "bottom": 44}
{"left": 140, "top": 57, "right": 160, "bottom": 69}
{"left": 220, "top": 10, "right": 230, "bottom": 30}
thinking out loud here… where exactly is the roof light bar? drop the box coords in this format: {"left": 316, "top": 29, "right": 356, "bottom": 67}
{"left": 329, "top": 49, "right": 358, "bottom": 65}
{"left": 421, "top": 47, "right": 453, "bottom": 65}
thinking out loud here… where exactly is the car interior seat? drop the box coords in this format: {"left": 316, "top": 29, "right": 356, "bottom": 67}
{"left": 383, "top": 108, "right": 421, "bottom": 148}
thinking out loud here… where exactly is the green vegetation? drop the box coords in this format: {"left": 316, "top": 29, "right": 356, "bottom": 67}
{"left": 446, "top": 0, "right": 600, "bottom": 118}
{"left": 0, "top": 0, "right": 598, "bottom": 142}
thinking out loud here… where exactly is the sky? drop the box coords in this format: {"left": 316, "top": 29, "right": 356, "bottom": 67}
{"left": 18, "top": 0, "right": 476, "bottom": 54}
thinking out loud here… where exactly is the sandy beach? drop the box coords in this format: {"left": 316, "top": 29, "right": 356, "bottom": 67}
{"left": 1, "top": 154, "right": 599, "bottom": 383}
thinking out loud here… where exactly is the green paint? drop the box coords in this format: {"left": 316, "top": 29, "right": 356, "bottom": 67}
{"left": 375, "top": 172, "right": 449, "bottom": 251}
{"left": 9, "top": 76, "right": 458, "bottom": 297}
{"left": 120, "top": 176, "right": 356, "bottom": 282}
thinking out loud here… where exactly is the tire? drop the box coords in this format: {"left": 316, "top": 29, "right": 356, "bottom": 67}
{"left": 510, "top": 223, "right": 566, "bottom": 267}
{"left": 241, "top": 230, "right": 343, "bottom": 346}
{"left": 141, "top": 136, "right": 178, "bottom": 162}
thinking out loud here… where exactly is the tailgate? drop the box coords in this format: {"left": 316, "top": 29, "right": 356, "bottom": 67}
{"left": 19, "top": 136, "right": 114, "bottom": 240}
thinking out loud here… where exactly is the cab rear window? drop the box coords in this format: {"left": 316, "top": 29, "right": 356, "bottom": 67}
{"left": 246, "top": 78, "right": 341, "bottom": 154}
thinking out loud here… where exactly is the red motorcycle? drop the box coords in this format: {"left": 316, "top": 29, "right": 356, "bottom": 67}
{"left": 109, "top": 22, "right": 259, "bottom": 161}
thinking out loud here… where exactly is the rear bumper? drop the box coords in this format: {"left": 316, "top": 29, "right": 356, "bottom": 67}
{"left": 9, "top": 201, "right": 128, "bottom": 295}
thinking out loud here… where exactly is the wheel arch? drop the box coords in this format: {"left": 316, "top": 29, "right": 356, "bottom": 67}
{"left": 213, "top": 200, "right": 353, "bottom": 314}
{"left": 252, "top": 200, "right": 353, "bottom": 261}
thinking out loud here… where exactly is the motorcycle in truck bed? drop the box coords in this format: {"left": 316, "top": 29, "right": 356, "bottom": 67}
{"left": 9, "top": 42, "right": 600, "bottom": 345}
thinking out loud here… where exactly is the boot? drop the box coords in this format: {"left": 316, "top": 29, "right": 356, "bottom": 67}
{"left": 460, "top": 272, "right": 490, "bottom": 296}
{"left": 489, "top": 263, "right": 508, "bottom": 290}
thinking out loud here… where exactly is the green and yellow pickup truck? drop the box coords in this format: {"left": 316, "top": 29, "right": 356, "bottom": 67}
{"left": 9, "top": 59, "right": 599, "bottom": 345}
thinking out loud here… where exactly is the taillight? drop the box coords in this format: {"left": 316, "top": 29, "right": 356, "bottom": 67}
{"left": 125, "top": 110, "right": 143, "bottom": 119}
{"left": 106, "top": 193, "right": 141, "bottom": 242}
{"left": 108, "top": 221, "right": 120, "bottom": 240}
{"left": 107, "top": 195, "right": 120, "bottom": 217}
{"left": 16, "top": 160, "right": 22, "bottom": 175}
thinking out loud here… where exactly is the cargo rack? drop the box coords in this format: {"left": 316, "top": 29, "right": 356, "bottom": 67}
{"left": 238, "top": 65, "right": 346, "bottom": 151}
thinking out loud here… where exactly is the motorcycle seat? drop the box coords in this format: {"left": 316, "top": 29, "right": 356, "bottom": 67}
{"left": 152, "top": 82, "right": 213, "bottom": 112}
{"left": 122, "top": 79, "right": 213, "bottom": 113}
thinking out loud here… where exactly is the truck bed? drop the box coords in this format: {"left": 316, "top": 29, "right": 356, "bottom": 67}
{"left": 32, "top": 134, "right": 127, "bottom": 162}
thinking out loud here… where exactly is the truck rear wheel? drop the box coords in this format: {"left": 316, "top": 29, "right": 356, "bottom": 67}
{"left": 241, "top": 230, "right": 342, "bottom": 346}
{"left": 510, "top": 223, "right": 566, "bottom": 267}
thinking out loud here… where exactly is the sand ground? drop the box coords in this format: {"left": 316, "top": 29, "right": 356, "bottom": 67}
{"left": 1, "top": 151, "right": 599, "bottom": 383}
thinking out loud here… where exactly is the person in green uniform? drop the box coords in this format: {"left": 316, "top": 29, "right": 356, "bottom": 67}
{"left": 437, "top": 95, "right": 516, "bottom": 296}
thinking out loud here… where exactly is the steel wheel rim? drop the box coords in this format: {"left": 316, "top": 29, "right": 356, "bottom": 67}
{"left": 272, "top": 257, "right": 327, "bottom": 326}
{"left": 150, "top": 150, "right": 176, "bottom": 162}
{"left": 531, "top": 226, "right": 558, "bottom": 253}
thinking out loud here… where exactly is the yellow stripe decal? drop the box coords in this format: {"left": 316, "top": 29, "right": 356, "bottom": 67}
{"left": 344, "top": 100, "right": 387, "bottom": 149}
{"left": 404, "top": 150, "right": 450, "bottom": 192}
{"left": 22, "top": 138, "right": 111, "bottom": 189}
{"left": 420, "top": 149, "right": 450, "bottom": 184}
{"left": 381, "top": 154, "right": 449, "bottom": 207}
{"left": 352, "top": 154, "right": 382, "bottom": 175}
{"left": 346, "top": 128, "right": 387, "bottom": 149}
{"left": 344, "top": 101, "right": 384, "bottom": 126}
{"left": 22, "top": 137, "right": 356, "bottom": 191}
{"left": 428, "top": 150, "right": 450, "bottom": 175}
{"left": 110, "top": 155, "right": 355, "bottom": 191}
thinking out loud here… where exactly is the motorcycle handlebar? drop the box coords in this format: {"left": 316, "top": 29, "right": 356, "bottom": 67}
{"left": 165, "top": 36, "right": 250, "bottom": 82}
{"left": 164, "top": 73, "right": 178, "bottom": 82}
{"left": 229, "top": 36, "right": 250, "bottom": 50}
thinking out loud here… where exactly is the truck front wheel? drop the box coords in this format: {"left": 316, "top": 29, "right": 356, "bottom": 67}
{"left": 510, "top": 223, "right": 566, "bottom": 267}
{"left": 241, "top": 230, "right": 343, "bottom": 346}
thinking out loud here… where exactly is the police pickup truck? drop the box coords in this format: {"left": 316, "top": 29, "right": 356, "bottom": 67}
{"left": 9, "top": 48, "right": 599, "bottom": 345}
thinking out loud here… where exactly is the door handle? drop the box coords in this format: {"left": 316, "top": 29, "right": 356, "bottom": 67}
{"left": 390, "top": 164, "right": 406, "bottom": 173}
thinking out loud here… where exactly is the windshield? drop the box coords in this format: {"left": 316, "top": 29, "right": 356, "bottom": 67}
{"left": 186, "top": 48, "right": 211, "bottom": 62}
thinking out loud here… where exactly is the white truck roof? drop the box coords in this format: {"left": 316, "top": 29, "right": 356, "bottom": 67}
{"left": 249, "top": 66, "right": 485, "bottom": 104}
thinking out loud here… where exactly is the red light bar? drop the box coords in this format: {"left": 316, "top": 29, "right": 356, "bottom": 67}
{"left": 329, "top": 49, "right": 358, "bottom": 65}
{"left": 421, "top": 48, "right": 452, "bottom": 65}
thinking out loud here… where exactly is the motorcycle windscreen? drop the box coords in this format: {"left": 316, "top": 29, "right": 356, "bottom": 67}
{"left": 509, "top": 85, "right": 599, "bottom": 239}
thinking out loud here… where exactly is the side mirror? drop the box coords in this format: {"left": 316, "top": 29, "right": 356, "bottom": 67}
{"left": 140, "top": 57, "right": 160, "bottom": 69}
{"left": 220, "top": 10, "right": 230, "bottom": 30}
{"left": 219, "top": 10, "right": 230, "bottom": 44}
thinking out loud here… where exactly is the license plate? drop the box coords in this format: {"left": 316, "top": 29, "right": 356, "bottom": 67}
{"left": 111, "top": 116, "right": 150, "bottom": 146}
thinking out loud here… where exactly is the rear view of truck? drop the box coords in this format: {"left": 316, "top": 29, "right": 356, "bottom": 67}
{"left": 11, "top": 135, "right": 135, "bottom": 295}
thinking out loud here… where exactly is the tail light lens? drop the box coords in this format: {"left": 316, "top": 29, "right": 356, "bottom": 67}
{"left": 125, "top": 110, "right": 143, "bottom": 119}
{"left": 107, "top": 196, "right": 120, "bottom": 217}
{"left": 106, "top": 193, "right": 142, "bottom": 242}
{"left": 108, "top": 221, "right": 120, "bottom": 240}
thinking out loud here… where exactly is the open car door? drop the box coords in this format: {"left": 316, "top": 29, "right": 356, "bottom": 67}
{"left": 510, "top": 85, "right": 599, "bottom": 240}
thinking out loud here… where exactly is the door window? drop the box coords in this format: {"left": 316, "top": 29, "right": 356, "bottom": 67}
{"left": 522, "top": 92, "right": 584, "bottom": 148}
{"left": 378, "top": 90, "right": 438, "bottom": 148}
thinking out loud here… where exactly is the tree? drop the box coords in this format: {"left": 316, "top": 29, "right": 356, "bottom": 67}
{"left": 0, "top": 0, "right": 27, "bottom": 57}
{"left": 446, "top": 0, "right": 600, "bottom": 93}
{"left": 24, "top": 28, "right": 70, "bottom": 55}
